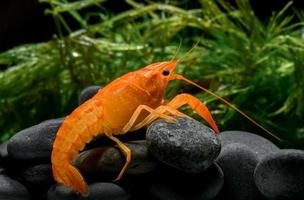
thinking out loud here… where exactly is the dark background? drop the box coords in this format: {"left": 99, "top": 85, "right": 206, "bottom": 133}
{"left": 0, "top": 0, "right": 303, "bottom": 52}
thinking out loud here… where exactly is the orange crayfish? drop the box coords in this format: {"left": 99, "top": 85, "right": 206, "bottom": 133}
{"left": 51, "top": 56, "right": 279, "bottom": 195}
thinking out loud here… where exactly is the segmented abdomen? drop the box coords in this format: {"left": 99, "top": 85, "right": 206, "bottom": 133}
{"left": 51, "top": 97, "right": 103, "bottom": 194}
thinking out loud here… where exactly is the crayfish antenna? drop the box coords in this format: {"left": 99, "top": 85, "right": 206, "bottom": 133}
{"left": 169, "top": 39, "right": 183, "bottom": 62}
{"left": 175, "top": 40, "right": 200, "bottom": 64}
{"left": 173, "top": 74, "right": 282, "bottom": 141}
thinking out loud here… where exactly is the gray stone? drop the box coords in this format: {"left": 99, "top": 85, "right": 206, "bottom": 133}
{"left": 0, "top": 175, "right": 30, "bottom": 200}
{"left": 146, "top": 117, "right": 221, "bottom": 173}
{"left": 47, "top": 182, "right": 129, "bottom": 200}
{"left": 220, "top": 131, "right": 279, "bottom": 159}
{"left": 74, "top": 140, "right": 157, "bottom": 175}
{"left": 254, "top": 149, "right": 304, "bottom": 200}
{"left": 79, "top": 85, "right": 101, "bottom": 105}
{"left": 216, "top": 143, "right": 265, "bottom": 200}
{"left": 7, "top": 118, "right": 64, "bottom": 160}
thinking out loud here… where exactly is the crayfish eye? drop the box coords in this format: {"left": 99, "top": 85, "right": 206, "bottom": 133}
{"left": 162, "top": 69, "right": 170, "bottom": 76}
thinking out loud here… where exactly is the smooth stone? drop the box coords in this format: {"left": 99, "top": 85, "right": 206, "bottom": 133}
{"left": 21, "top": 164, "right": 53, "bottom": 192}
{"left": 220, "top": 131, "right": 279, "bottom": 159}
{"left": 78, "top": 85, "right": 101, "bottom": 105}
{"left": 0, "top": 141, "right": 9, "bottom": 169}
{"left": 147, "top": 163, "right": 224, "bottom": 200}
{"left": 0, "top": 168, "right": 6, "bottom": 175}
{"left": 254, "top": 149, "right": 304, "bottom": 200}
{"left": 47, "top": 182, "right": 129, "bottom": 200}
{"left": 0, "top": 141, "right": 8, "bottom": 160}
{"left": 74, "top": 140, "right": 157, "bottom": 176}
{"left": 216, "top": 143, "right": 265, "bottom": 200}
{"left": 7, "top": 118, "right": 64, "bottom": 160}
{"left": 0, "top": 175, "right": 30, "bottom": 200}
{"left": 146, "top": 117, "right": 221, "bottom": 173}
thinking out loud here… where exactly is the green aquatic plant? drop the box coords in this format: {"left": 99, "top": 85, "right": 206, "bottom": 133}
{"left": 0, "top": 0, "right": 303, "bottom": 147}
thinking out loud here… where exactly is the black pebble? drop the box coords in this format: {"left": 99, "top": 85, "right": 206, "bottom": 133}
{"left": 7, "top": 118, "right": 64, "bottom": 161}
{"left": 47, "top": 182, "right": 129, "bottom": 200}
{"left": 220, "top": 131, "right": 279, "bottom": 159}
{"left": 79, "top": 85, "right": 101, "bottom": 105}
{"left": 254, "top": 149, "right": 304, "bottom": 200}
{"left": 147, "top": 117, "right": 221, "bottom": 173}
{"left": 0, "top": 175, "right": 30, "bottom": 200}
{"left": 216, "top": 143, "right": 265, "bottom": 200}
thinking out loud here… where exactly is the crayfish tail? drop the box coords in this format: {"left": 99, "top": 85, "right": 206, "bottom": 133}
{"left": 66, "top": 164, "right": 89, "bottom": 195}
{"left": 51, "top": 97, "right": 104, "bottom": 195}
{"left": 52, "top": 162, "right": 88, "bottom": 195}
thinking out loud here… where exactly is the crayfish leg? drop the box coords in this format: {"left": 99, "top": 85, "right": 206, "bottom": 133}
{"left": 105, "top": 133, "right": 131, "bottom": 181}
{"left": 129, "top": 105, "right": 187, "bottom": 131}
{"left": 121, "top": 104, "right": 175, "bottom": 133}
{"left": 166, "top": 93, "right": 219, "bottom": 133}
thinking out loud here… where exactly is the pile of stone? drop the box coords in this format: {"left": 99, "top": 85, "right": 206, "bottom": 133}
{"left": 0, "top": 86, "right": 303, "bottom": 200}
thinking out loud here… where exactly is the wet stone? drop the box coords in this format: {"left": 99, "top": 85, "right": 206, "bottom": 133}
{"left": 146, "top": 117, "right": 221, "bottom": 173}
{"left": 79, "top": 85, "right": 101, "bottom": 105}
{"left": 0, "top": 175, "right": 30, "bottom": 200}
{"left": 7, "top": 118, "right": 64, "bottom": 160}
{"left": 0, "top": 141, "right": 10, "bottom": 169}
{"left": 47, "top": 182, "right": 129, "bottom": 200}
{"left": 254, "top": 149, "right": 304, "bottom": 200}
{"left": 0, "top": 141, "right": 8, "bottom": 161}
{"left": 21, "top": 164, "right": 53, "bottom": 195}
{"left": 74, "top": 140, "right": 158, "bottom": 177}
{"left": 147, "top": 163, "right": 224, "bottom": 200}
{"left": 216, "top": 143, "right": 265, "bottom": 200}
{"left": 0, "top": 168, "right": 6, "bottom": 175}
{"left": 220, "top": 130, "right": 279, "bottom": 159}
